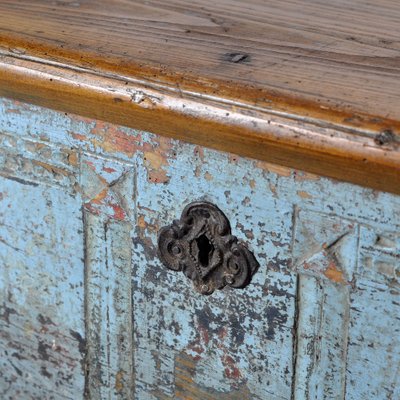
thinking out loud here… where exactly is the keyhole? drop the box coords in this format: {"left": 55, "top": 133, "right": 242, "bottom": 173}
{"left": 196, "top": 234, "right": 214, "bottom": 267}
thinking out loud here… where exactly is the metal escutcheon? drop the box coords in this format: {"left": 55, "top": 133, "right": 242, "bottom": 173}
{"left": 157, "top": 201, "right": 259, "bottom": 295}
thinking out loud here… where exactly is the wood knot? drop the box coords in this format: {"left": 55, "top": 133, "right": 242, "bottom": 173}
{"left": 223, "top": 52, "right": 251, "bottom": 64}
{"left": 374, "top": 130, "right": 395, "bottom": 146}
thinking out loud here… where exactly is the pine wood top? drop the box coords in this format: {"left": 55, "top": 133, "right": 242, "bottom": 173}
{"left": 0, "top": 0, "right": 399, "bottom": 193}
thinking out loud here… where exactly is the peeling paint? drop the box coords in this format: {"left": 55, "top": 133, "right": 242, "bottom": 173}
{"left": 1, "top": 98, "right": 399, "bottom": 399}
{"left": 297, "top": 190, "right": 313, "bottom": 199}
{"left": 204, "top": 171, "right": 213, "bottom": 181}
{"left": 324, "top": 261, "right": 346, "bottom": 284}
{"left": 0, "top": 176, "right": 85, "bottom": 398}
{"left": 255, "top": 160, "right": 292, "bottom": 177}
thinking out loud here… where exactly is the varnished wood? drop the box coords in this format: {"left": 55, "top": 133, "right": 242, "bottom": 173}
{"left": 0, "top": 0, "right": 399, "bottom": 193}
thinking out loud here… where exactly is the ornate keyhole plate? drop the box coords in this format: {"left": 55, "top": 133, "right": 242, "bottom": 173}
{"left": 157, "top": 201, "right": 259, "bottom": 295}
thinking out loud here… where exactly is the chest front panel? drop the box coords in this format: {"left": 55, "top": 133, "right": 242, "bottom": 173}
{"left": 0, "top": 98, "right": 399, "bottom": 400}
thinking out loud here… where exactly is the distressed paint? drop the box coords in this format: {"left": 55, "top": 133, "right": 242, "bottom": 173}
{"left": 345, "top": 278, "right": 400, "bottom": 399}
{"left": 85, "top": 213, "right": 134, "bottom": 399}
{"left": 80, "top": 153, "right": 136, "bottom": 222}
{"left": 292, "top": 209, "right": 359, "bottom": 285}
{"left": 293, "top": 275, "right": 350, "bottom": 399}
{"left": 292, "top": 211, "right": 400, "bottom": 400}
{"left": 0, "top": 97, "right": 399, "bottom": 399}
{"left": 0, "top": 176, "right": 85, "bottom": 399}
{"left": 0, "top": 131, "right": 79, "bottom": 189}
{"left": 345, "top": 226, "right": 400, "bottom": 400}
{"left": 81, "top": 152, "right": 136, "bottom": 398}
{"left": 134, "top": 141, "right": 295, "bottom": 399}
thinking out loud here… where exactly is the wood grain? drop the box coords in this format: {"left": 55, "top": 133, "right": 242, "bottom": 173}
{"left": 1, "top": 0, "right": 400, "bottom": 125}
{"left": 0, "top": 0, "right": 399, "bottom": 193}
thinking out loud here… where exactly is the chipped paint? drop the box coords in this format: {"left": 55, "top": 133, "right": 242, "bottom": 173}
{"left": 0, "top": 176, "right": 85, "bottom": 398}
{"left": 32, "top": 160, "right": 71, "bottom": 176}
{"left": 80, "top": 154, "right": 134, "bottom": 221}
{"left": 147, "top": 169, "right": 169, "bottom": 184}
{"left": 324, "top": 261, "right": 346, "bottom": 284}
{"left": 0, "top": 97, "right": 399, "bottom": 399}
{"left": 228, "top": 153, "right": 240, "bottom": 164}
{"left": 204, "top": 171, "right": 213, "bottom": 181}
{"left": 115, "top": 370, "right": 125, "bottom": 392}
{"left": 66, "top": 150, "right": 79, "bottom": 167}
{"left": 293, "top": 170, "right": 320, "bottom": 182}
{"left": 193, "top": 146, "right": 205, "bottom": 161}
{"left": 296, "top": 190, "right": 313, "bottom": 199}
{"left": 255, "top": 160, "right": 292, "bottom": 177}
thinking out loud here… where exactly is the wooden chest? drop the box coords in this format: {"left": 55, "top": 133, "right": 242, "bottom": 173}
{"left": 0, "top": 1, "right": 399, "bottom": 399}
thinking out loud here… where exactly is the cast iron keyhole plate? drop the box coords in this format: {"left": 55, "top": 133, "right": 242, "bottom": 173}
{"left": 157, "top": 201, "right": 259, "bottom": 295}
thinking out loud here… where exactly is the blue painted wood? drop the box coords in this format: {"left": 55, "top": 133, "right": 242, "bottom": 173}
{"left": 0, "top": 97, "right": 399, "bottom": 399}
{"left": 0, "top": 176, "right": 85, "bottom": 398}
{"left": 134, "top": 145, "right": 296, "bottom": 399}
{"left": 85, "top": 213, "right": 134, "bottom": 399}
{"left": 294, "top": 275, "right": 350, "bottom": 399}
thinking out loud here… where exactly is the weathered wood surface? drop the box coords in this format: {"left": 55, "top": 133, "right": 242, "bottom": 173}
{"left": 134, "top": 146, "right": 296, "bottom": 399}
{"left": 0, "top": 177, "right": 85, "bottom": 398}
{"left": 0, "top": 1, "right": 400, "bottom": 194}
{"left": 0, "top": 98, "right": 399, "bottom": 399}
{"left": 292, "top": 210, "right": 400, "bottom": 399}
{"left": 1, "top": 0, "right": 400, "bottom": 125}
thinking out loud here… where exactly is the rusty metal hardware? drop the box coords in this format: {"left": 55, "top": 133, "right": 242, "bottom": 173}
{"left": 157, "top": 201, "right": 259, "bottom": 295}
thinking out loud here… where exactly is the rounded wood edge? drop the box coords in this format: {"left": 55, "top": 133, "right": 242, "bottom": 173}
{"left": 0, "top": 54, "right": 399, "bottom": 195}
{"left": 2, "top": 35, "right": 400, "bottom": 135}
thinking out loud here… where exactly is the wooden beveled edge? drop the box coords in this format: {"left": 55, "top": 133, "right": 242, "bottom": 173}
{"left": 0, "top": 52, "right": 399, "bottom": 195}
